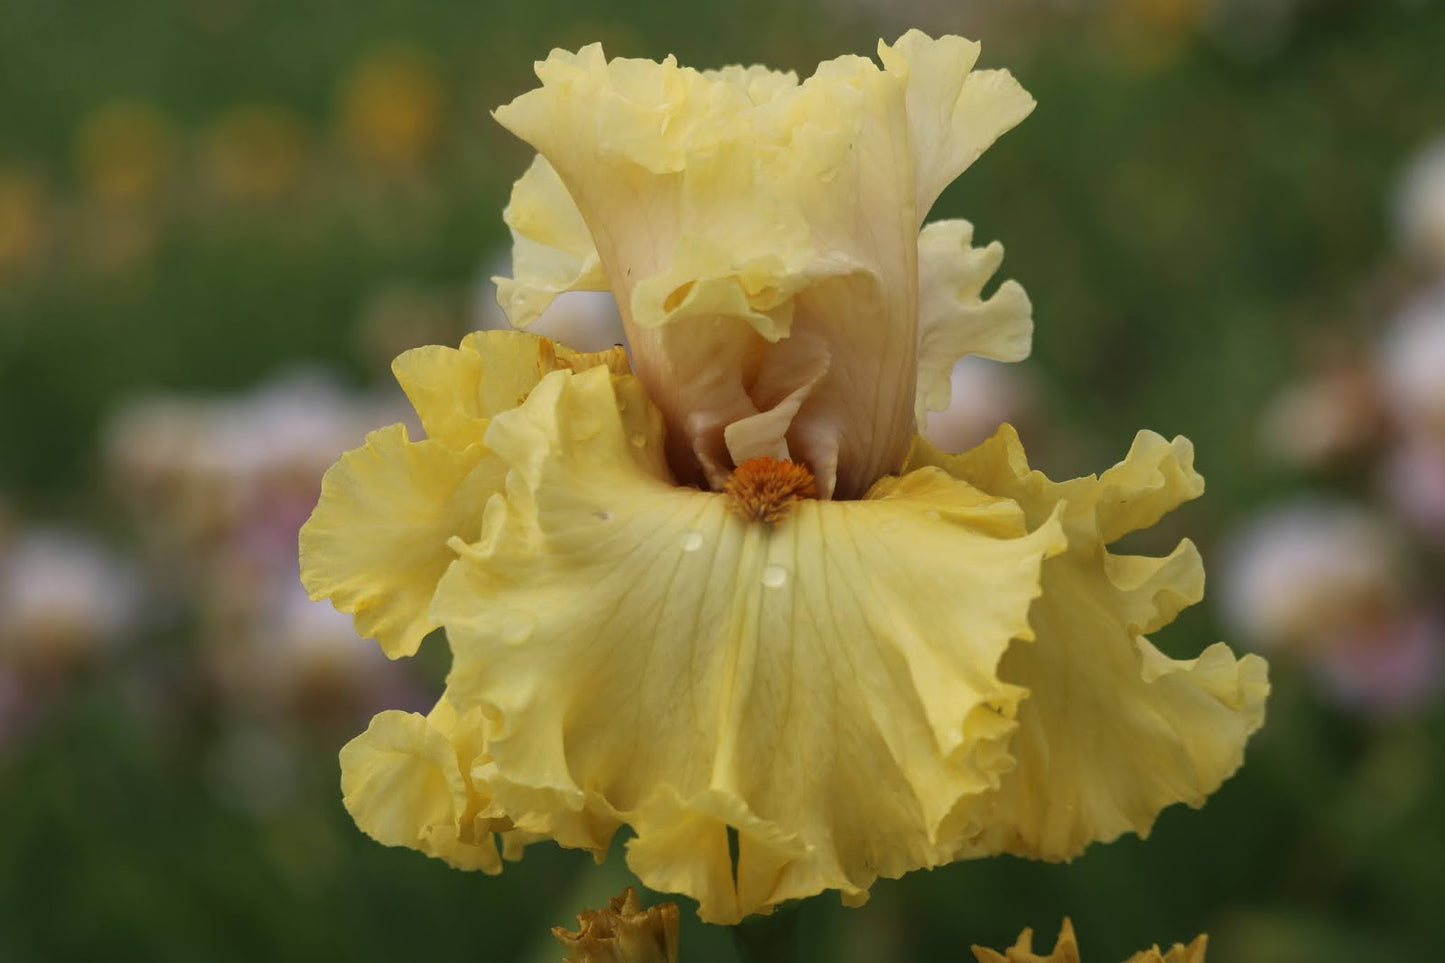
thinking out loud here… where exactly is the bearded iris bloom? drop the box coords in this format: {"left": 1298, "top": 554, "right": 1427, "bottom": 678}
{"left": 300, "top": 32, "right": 1268, "bottom": 924}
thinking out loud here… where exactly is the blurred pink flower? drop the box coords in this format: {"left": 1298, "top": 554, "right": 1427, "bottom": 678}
{"left": 1315, "top": 609, "right": 1443, "bottom": 717}
{"left": 1381, "top": 435, "right": 1445, "bottom": 543}
{"left": 1220, "top": 501, "right": 1406, "bottom": 654}
{"left": 1379, "top": 286, "right": 1445, "bottom": 440}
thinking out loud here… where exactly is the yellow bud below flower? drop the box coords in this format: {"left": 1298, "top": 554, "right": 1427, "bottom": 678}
{"left": 554, "top": 888, "right": 680, "bottom": 963}
{"left": 971, "top": 918, "right": 1208, "bottom": 963}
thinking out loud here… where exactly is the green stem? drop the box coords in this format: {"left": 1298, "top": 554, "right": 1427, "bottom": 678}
{"left": 731, "top": 903, "right": 801, "bottom": 963}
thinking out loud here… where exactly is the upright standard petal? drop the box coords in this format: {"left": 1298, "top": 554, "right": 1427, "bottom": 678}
{"left": 492, "top": 35, "right": 1032, "bottom": 498}
{"left": 493, "top": 155, "right": 610, "bottom": 327}
{"left": 915, "top": 219, "right": 1032, "bottom": 426}
{"left": 877, "top": 30, "right": 1036, "bottom": 220}
{"left": 908, "top": 426, "right": 1269, "bottom": 861}
{"left": 429, "top": 365, "right": 1065, "bottom": 922}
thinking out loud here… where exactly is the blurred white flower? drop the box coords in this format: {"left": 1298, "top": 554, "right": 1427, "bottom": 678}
{"left": 105, "top": 370, "right": 406, "bottom": 556}
{"left": 921, "top": 356, "right": 1034, "bottom": 454}
{"left": 1315, "top": 608, "right": 1443, "bottom": 717}
{"left": 1394, "top": 136, "right": 1445, "bottom": 272}
{"left": 1220, "top": 501, "right": 1406, "bottom": 653}
{"left": 1258, "top": 358, "right": 1384, "bottom": 468}
{"left": 1379, "top": 286, "right": 1445, "bottom": 439}
{"left": 0, "top": 528, "right": 140, "bottom": 674}
{"left": 104, "top": 373, "right": 417, "bottom": 724}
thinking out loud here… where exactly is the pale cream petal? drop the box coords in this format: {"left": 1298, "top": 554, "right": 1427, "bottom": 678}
{"left": 493, "top": 42, "right": 933, "bottom": 497}
{"left": 701, "top": 64, "right": 800, "bottom": 104}
{"left": 908, "top": 426, "right": 1269, "bottom": 861}
{"left": 299, "top": 424, "right": 503, "bottom": 659}
{"left": 877, "top": 30, "right": 1036, "bottom": 219}
{"left": 492, "top": 36, "right": 1034, "bottom": 496}
{"left": 339, "top": 707, "right": 503, "bottom": 873}
{"left": 915, "top": 219, "right": 1032, "bottom": 426}
{"left": 493, "top": 154, "right": 609, "bottom": 327}
{"left": 429, "top": 366, "right": 1064, "bottom": 923}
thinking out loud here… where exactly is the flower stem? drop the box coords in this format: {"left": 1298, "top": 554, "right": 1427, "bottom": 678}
{"left": 731, "top": 903, "right": 801, "bottom": 963}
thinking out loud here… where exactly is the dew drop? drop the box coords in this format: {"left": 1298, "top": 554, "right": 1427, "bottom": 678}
{"left": 629, "top": 433, "right": 647, "bottom": 448}
{"left": 761, "top": 565, "right": 788, "bottom": 589}
{"left": 680, "top": 531, "right": 703, "bottom": 552}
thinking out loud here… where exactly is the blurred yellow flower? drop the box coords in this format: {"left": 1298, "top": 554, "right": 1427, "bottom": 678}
{"left": 202, "top": 105, "right": 309, "bottom": 201}
{"left": 973, "top": 918, "right": 1208, "bottom": 963}
{"left": 74, "top": 101, "right": 172, "bottom": 205}
{"left": 301, "top": 33, "right": 1268, "bottom": 925}
{"left": 0, "top": 167, "right": 47, "bottom": 272}
{"left": 553, "top": 888, "right": 680, "bottom": 963}
{"left": 340, "top": 46, "right": 444, "bottom": 175}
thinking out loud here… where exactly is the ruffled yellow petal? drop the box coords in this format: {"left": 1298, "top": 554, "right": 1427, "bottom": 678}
{"left": 908, "top": 426, "right": 1269, "bottom": 861}
{"left": 972, "top": 920, "right": 1207, "bottom": 963}
{"left": 876, "top": 30, "right": 1036, "bottom": 219}
{"left": 299, "top": 424, "right": 503, "bottom": 658}
{"left": 492, "top": 34, "right": 1032, "bottom": 498}
{"left": 338, "top": 702, "right": 503, "bottom": 873}
{"left": 392, "top": 329, "right": 628, "bottom": 450}
{"left": 428, "top": 365, "right": 1065, "bottom": 923}
{"left": 302, "top": 330, "right": 631, "bottom": 658}
{"left": 493, "top": 155, "right": 610, "bottom": 327}
{"left": 915, "top": 219, "right": 1032, "bottom": 425}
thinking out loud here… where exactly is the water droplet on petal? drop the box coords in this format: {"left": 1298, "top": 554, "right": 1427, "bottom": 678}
{"left": 761, "top": 565, "right": 787, "bottom": 589}
{"left": 680, "top": 531, "right": 703, "bottom": 552}
{"left": 629, "top": 434, "right": 647, "bottom": 448}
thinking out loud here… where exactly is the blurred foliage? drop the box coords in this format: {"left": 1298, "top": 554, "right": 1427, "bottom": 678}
{"left": 2, "top": 0, "right": 1445, "bottom": 960}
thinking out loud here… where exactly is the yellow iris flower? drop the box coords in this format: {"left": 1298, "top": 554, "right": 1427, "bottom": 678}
{"left": 299, "top": 32, "right": 1268, "bottom": 924}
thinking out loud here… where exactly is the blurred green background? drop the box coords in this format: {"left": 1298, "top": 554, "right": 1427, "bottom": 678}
{"left": 3, "top": 0, "right": 1445, "bottom": 960}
